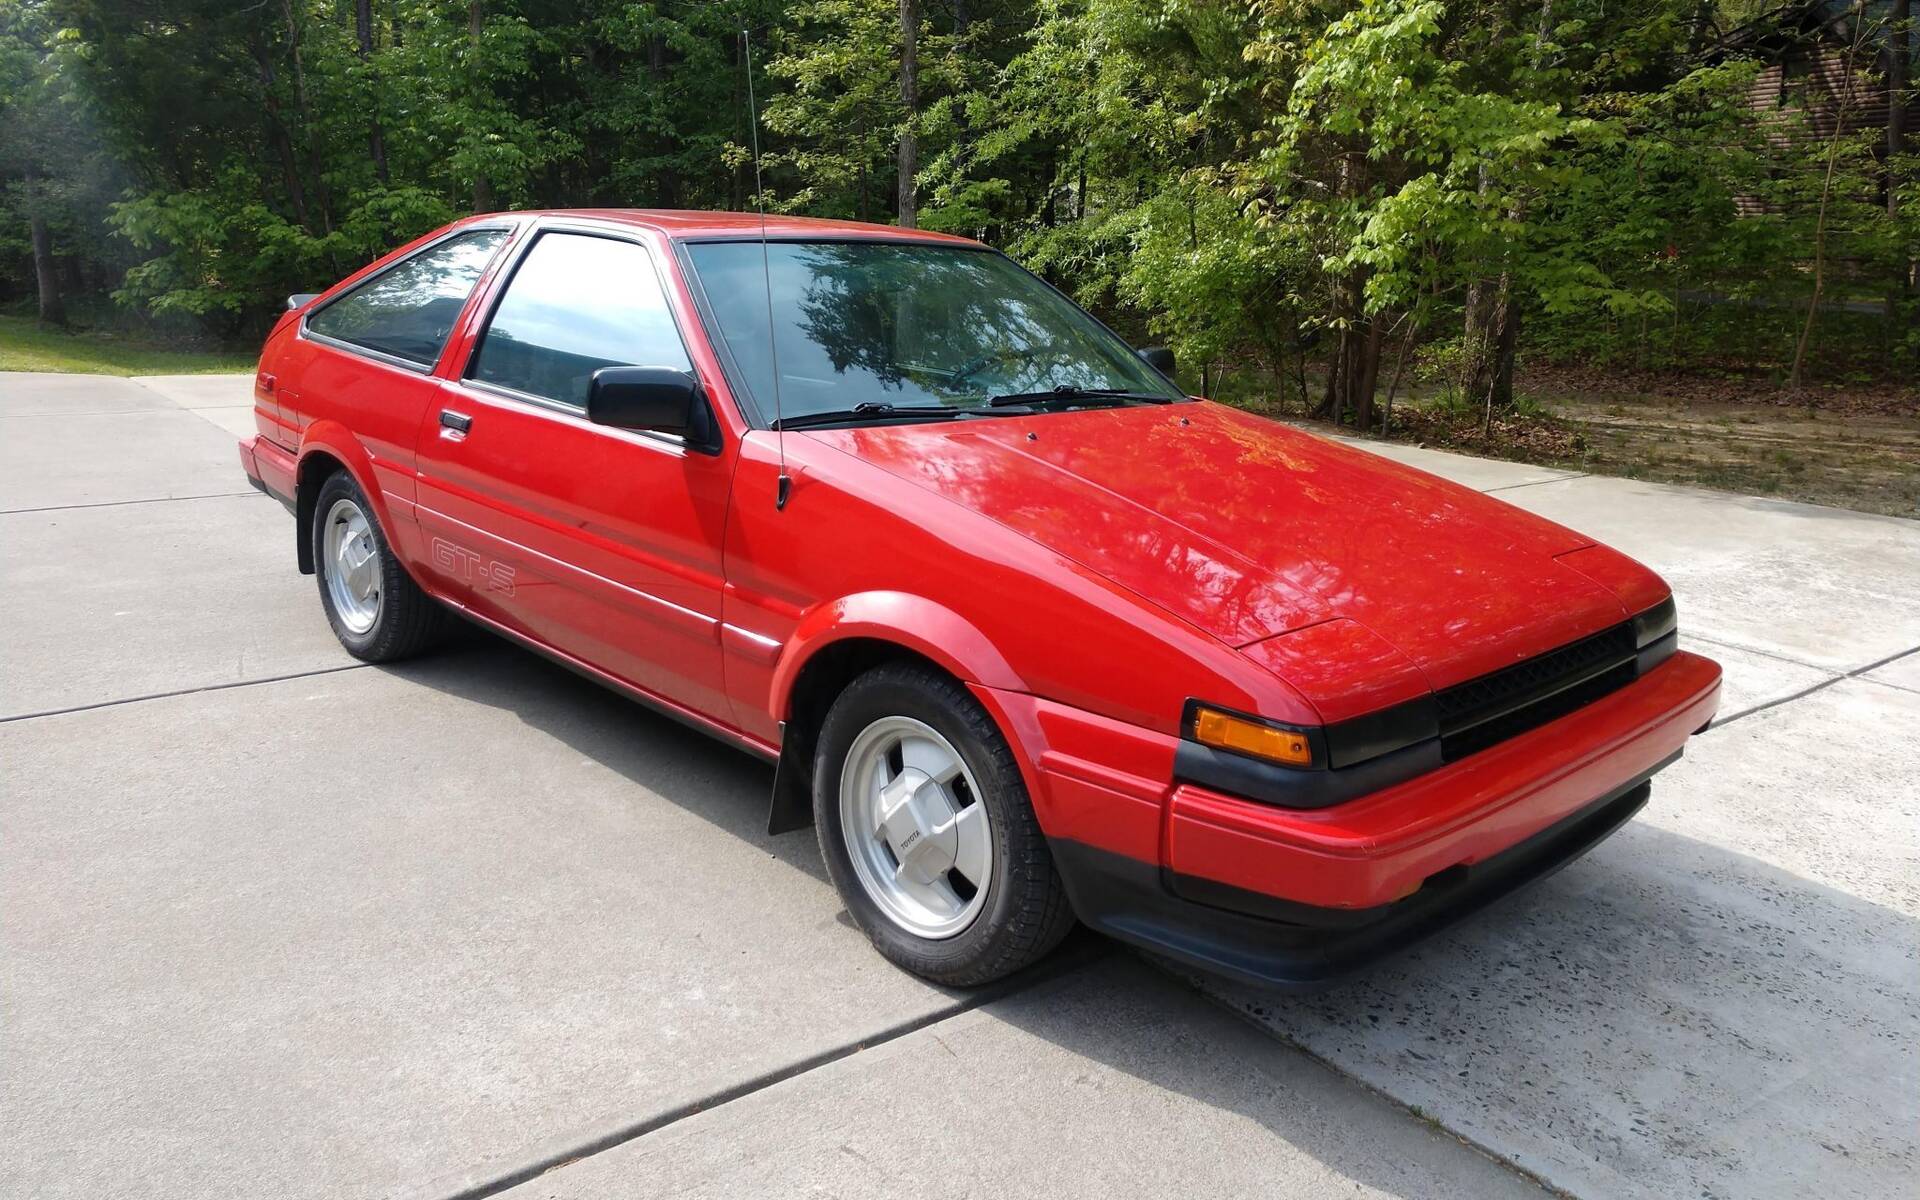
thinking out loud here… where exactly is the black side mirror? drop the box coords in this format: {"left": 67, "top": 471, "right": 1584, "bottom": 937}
{"left": 588, "top": 366, "right": 701, "bottom": 436}
{"left": 1137, "top": 346, "right": 1176, "bottom": 376}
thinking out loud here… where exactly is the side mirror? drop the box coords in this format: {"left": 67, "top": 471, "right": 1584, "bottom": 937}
{"left": 287, "top": 293, "right": 320, "bottom": 311}
{"left": 588, "top": 366, "right": 701, "bottom": 436}
{"left": 1137, "top": 346, "right": 1176, "bottom": 376}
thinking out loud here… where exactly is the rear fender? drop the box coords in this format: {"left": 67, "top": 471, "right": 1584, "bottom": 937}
{"left": 293, "top": 423, "right": 396, "bottom": 575}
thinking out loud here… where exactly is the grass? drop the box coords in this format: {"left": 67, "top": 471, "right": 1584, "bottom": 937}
{"left": 0, "top": 315, "right": 256, "bottom": 376}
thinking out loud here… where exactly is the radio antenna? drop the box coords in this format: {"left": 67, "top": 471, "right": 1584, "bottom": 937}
{"left": 742, "top": 29, "right": 789, "bottom": 511}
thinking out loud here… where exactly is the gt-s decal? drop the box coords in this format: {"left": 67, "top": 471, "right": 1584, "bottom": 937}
{"left": 431, "top": 537, "right": 517, "bottom": 596}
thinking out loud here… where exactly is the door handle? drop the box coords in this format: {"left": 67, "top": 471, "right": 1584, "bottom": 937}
{"left": 440, "top": 410, "right": 472, "bottom": 433}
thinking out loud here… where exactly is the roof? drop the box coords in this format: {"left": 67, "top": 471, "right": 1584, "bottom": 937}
{"left": 1707, "top": 0, "right": 1918, "bottom": 59}
{"left": 484, "top": 209, "right": 982, "bottom": 246}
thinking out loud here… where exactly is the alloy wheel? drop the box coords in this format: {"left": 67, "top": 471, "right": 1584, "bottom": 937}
{"left": 322, "top": 497, "right": 382, "bottom": 634}
{"left": 838, "top": 715, "right": 994, "bottom": 939}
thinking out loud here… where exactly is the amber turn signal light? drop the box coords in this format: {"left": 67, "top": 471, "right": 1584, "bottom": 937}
{"left": 1192, "top": 706, "right": 1315, "bottom": 767}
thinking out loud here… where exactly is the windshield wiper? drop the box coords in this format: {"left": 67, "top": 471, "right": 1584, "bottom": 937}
{"left": 772, "top": 401, "right": 1010, "bottom": 431}
{"left": 986, "top": 385, "right": 1174, "bottom": 408}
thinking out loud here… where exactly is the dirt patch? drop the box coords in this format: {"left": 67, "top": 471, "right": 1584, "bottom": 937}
{"left": 1521, "top": 361, "right": 1918, "bottom": 419}
{"left": 1545, "top": 393, "right": 1920, "bottom": 519}
{"left": 1284, "top": 381, "right": 1918, "bottom": 520}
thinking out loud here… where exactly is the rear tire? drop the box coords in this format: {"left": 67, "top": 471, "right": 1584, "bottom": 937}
{"left": 813, "top": 662, "right": 1075, "bottom": 986}
{"left": 312, "top": 470, "right": 445, "bottom": 662}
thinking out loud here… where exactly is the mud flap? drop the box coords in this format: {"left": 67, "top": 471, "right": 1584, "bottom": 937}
{"left": 766, "top": 722, "right": 814, "bottom": 835}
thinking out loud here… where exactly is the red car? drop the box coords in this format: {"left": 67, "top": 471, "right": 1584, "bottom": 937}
{"left": 239, "top": 210, "right": 1721, "bottom": 988}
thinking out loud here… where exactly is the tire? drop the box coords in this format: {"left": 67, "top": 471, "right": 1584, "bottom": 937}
{"left": 814, "top": 661, "right": 1075, "bottom": 986}
{"left": 311, "top": 470, "right": 445, "bottom": 662}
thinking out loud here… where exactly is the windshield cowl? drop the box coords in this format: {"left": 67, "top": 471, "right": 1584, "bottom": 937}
{"left": 986, "top": 386, "right": 1174, "bottom": 409}
{"left": 772, "top": 402, "right": 1017, "bottom": 431}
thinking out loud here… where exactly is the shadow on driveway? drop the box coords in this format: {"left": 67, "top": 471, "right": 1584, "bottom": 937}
{"left": 376, "top": 625, "right": 1916, "bottom": 1200}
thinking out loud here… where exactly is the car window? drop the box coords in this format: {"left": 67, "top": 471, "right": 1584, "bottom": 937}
{"left": 469, "top": 232, "right": 692, "bottom": 408}
{"left": 306, "top": 228, "right": 508, "bottom": 366}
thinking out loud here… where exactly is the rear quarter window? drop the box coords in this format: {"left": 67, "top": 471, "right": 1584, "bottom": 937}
{"left": 306, "top": 228, "right": 508, "bottom": 367}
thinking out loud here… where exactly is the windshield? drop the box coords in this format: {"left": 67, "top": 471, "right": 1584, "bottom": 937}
{"left": 683, "top": 240, "right": 1183, "bottom": 424}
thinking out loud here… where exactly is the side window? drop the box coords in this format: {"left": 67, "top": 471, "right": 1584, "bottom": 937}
{"left": 469, "top": 232, "right": 692, "bottom": 408}
{"left": 307, "top": 228, "right": 507, "bottom": 366}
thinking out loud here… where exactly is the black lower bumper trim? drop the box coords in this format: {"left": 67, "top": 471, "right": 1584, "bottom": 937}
{"left": 1051, "top": 752, "right": 1675, "bottom": 989}
{"left": 246, "top": 467, "right": 297, "bottom": 516}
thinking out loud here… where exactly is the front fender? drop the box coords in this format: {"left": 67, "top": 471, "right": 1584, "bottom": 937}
{"left": 769, "top": 590, "right": 1027, "bottom": 721}
{"left": 761, "top": 592, "right": 1029, "bottom": 837}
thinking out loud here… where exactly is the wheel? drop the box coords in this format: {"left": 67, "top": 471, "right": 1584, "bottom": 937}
{"left": 311, "top": 470, "right": 445, "bottom": 662}
{"left": 813, "top": 662, "right": 1075, "bottom": 986}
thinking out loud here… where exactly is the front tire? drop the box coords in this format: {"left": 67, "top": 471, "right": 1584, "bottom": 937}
{"left": 814, "top": 662, "right": 1075, "bottom": 986}
{"left": 312, "top": 470, "right": 445, "bottom": 662}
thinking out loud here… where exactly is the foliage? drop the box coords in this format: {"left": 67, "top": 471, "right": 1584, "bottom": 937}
{"left": 0, "top": 0, "right": 1913, "bottom": 395}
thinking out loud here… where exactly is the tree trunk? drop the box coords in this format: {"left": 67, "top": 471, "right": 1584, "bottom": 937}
{"left": 1324, "top": 332, "right": 1344, "bottom": 423}
{"left": 470, "top": 0, "right": 494, "bottom": 213}
{"left": 1461, "top": 165, "right": 1498, "bottom": 401}
{"left": 249, "top": 31, "right": 313, "bottom": 232}
{"left": 1383, "top": 317, "right": 1418, "bottom": 433}
{"left": 278, "top": 0, "right": 331, "bottom": 235}
{"left": 26, "top": 168, "right": 65, "bottom": 329}
{"left": 649, "top": 3, "right": 680, "bottom": 207}
{"left": 1490, "top": 296, "right": 1518, "bottom": 419}
{"left": 1331, "top": 148, "right": 1383, "bottom": 427}
{"left": 1791, "top": 118, "right": 1846, "bottom": 389}
{"left": 729, "top": 32, "right": 744, "bottom": 211}
{"left": 1466, "top": 0, "right": 1551, "bottom": 415}
{"left": 1792, "top": 19, "right": 1867, "bottom": 389}
{"left": 896, "top": 0, "right": 919, "bottom": 228}
{"left": 1889, "top": 0, "right": 1909, "bottom": 219}
{"left": 1494, "top": 304, "right": 1518, "bottom": 407}
{"left": 354, "top": 0, "right": 390, "bottom": 185}
{"left": 1686, "top": 0, "right": 1718, "bottom": 52}
{"left": 1357, "top": 315, "right": 1383, "bottom": 430}
{"left": 1889, "top": 0, "right": 1914, "bottom": 327}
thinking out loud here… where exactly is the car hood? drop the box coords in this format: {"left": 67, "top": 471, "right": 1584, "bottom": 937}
{"left": 808, "top": 402, "right": 1635, "bottom": 698}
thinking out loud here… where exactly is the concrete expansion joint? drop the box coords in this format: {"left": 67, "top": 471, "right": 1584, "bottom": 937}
{"left": 1479, "top": 472, "right": 1589, "bottom": 495}
{"left": 406, "top": 946, "right": 1109, "bottom": 1200}
{"left": 0, "top": 490, "right": 264, "bottom": 516}
{"left": 1680, "top": 630, "right": 1838, "bottom": 672}
{"left": 0, "top": 662, "right": 372, "bottom": 725}
{"left": 0, "top": 408, "right": 201, "bottom": 420}
{"left": 1706, "top": 643, "right": 1920, "bottom": 731}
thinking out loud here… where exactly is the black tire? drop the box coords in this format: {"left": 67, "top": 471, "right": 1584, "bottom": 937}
{"left": 813, "top": 662, "right": 1075, "bottom": 986}
{"left": 311, "top": 470, "right": 446, "bottom": 662}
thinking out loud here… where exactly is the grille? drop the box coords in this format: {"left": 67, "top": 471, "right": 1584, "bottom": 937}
{"left": 1435, "top": 622, "right": 1638, "bottom": 762}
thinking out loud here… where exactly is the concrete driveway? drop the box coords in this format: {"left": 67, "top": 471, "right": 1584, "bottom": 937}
{"left": 2, "top": 371, "right": 1913, "bottom": 1200}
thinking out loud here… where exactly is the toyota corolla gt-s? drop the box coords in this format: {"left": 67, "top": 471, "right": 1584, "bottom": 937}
{"left": 238, "top": 210, "right": 1721, "bottom": 988}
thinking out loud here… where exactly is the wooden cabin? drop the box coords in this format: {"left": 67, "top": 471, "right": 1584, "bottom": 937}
{"left": 1709, "top": 0, "right": 1914, "bottom": 213}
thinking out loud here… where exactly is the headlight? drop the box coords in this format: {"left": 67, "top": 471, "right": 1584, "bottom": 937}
{"left": 1632, "top": 596, "right": 1677, "bottom": 648}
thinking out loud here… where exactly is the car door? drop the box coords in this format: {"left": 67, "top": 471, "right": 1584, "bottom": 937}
{"left": 412, "top": 224, "right": 736, "bottom": 724}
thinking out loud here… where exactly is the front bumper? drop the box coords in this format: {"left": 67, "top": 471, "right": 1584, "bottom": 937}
{"left": 977, "top": 648, "right": 1721, "bottom": 988}
{"left": 1053, "top": 768, "right": 1659, "bottom": 988}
